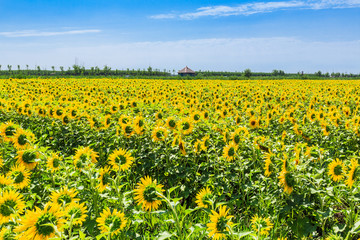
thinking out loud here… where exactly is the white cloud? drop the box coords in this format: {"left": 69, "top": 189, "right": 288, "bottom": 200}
{"left": 150, "top": 0, "right": 360, "bottom": 19}
{"left": 0, "top": 29, "right": 101, "bottom": 37}
{"left": 1, "top": 37, "right": 359, "bottom": 73}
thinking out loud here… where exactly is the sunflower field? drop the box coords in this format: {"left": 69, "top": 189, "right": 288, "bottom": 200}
{"left": 0, "top": 78, "right": 360, "bottom": 239}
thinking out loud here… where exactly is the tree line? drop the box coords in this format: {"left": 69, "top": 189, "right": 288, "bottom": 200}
{"left": 0, "top": 64, "right": 358, "bottom": 79}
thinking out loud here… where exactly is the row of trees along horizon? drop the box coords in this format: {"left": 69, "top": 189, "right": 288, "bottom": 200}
{"left": 0, "top": 64, "right": 359, "bottom": 79}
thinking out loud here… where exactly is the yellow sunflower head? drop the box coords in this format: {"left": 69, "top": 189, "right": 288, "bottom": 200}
{"left": 47, "top": 152, "right": 62, "bottom": 172}
{"left": 278, "top": 170, "right": 295, "bottom": 194}
{"left": 328, "top": 158, "right": 345, "bottom": 182}
{"left": 0, "top": 121, "right": 18, "bottom": 142}
{"left": 222, "top": 142, "right": 238, "bottom": 161}
{"left": 108, "top": 148, "right": 134, "bottom": 172}
{"left": 151, "top": 126, "right": 168, "bottom": 142}
{"left": 250, "top": 215, "right": 273, "bottom": 236}
{"left": 345, "top": 159, "right": 359, "bottom": 188}
{"left": 206, "top": 205, "right": 233, "bottom": 240}
{"left": 8, "top": 165, "right": 31, "bottom": 190}
{"left": 0, "top": 189, "right": 26, "bottom": 225}
{"left": 195, "top": 186, "right": 212, "bottom": 208}
{"left": 65, "top": 202, "right": 88, "bottom": 226}
{"left": 134, "top": 176, "right": 164, "bottom": 211}
{"left": 15, "top": 203, "right": 65, "bottom": 240}
{"left": 73, "top": 146, "right": 99, "bottom": 169}
{"left": 96, "top": 208, "right": 128, "bottom": 237}
{"left": 50, "top": 186, "right": 80, "bottom": 207}
{"left": 11, "top": 128, "right": 36, "bottom": 150}
{"left": 16, "top": 148, "right": 39, "bottom": 170}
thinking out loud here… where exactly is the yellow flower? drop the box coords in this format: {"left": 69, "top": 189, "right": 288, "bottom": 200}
{"left": 345, "top": 159, "right": 359, "bottom": 188}
{"left": 0, "top": 228, "right": 15, "bottom": 240}
{"left": 50, "top": 186, "right": 79, "bottom": 207}
{"left": 7, "top": 165, "right": 31, "bottom": 189}
{"left": 16, "top": 148, "right": 39, "bottom": 170}
{"left": 249, "top": 117, "right": 259, "bottom": 129}
{"left": 263, "top": 152, "right": 273, "bottom": 177}
{"left": 328, "top": 159, "right": 345, "bottom": 182}
{"left": 97, "top": 167, "right": 113, "bottom": 192}
{"left": 152, "top": 126, "right": 168, "bottom": 142}
{"left": 47, "top": 152, "right": 62, "bottom": 172}
{"left": 222, "top": 142, "right": 238, "bottom": 161}
{"left": 206, "top": 205, "right": 233, "bottom": 240}
{"left": 250, "top": 214, "right": 273, "bottom": 236}
{"left": 12, "top": 128, "right": 36, "bottom": 150}
{"left": 65, "top": 202, "right": 88, "bottom": 226}
{"left": 108, "top": 148, "right": 134, "bottom": 171}
{"left": 73, "top": 146, "right": 99, "bottom": 169}
{"left": 278, "top": 170, "right": 295, "bottom": 194}
{"left": 134, "top": 116, "right": 145, "bottom": 135}
{"left": 0, "top": 189, "right": 26, "bottom": 224}
{"left": 195, "top": 186, "right": 212, "bottom": 208}
{"left": 134, "top": 176, "right": 164, "bottom": 211}
{"left": 96, "top": 208, "right": 127, "bottom": 236}
{"left": 178, "top": 117, "right": 194, "bottom": 135}
{"left": 0, "top": 121, "right": 18, "bottom": 142}
{"left": 15, "top": 203, "right": 65, "bottom": 240}
{"left": 166, "top": 117, "right": 177, "bottom": 130}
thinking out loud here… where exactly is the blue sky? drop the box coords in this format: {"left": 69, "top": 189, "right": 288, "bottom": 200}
{"left": 0, "top": 0, "right": 359, "bottom": 73}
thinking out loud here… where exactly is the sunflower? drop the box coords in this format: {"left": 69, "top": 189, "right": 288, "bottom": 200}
{"left": 345, "top": 159, "right": 359, "bottom": 188}
{"left": 231, "top": 129, "right": 242, "bottom": 145}
{"left": 202, "top": 136, "right": 210, "bottom": 150}
{"left": 151, "top": 126, "right": 168, "bottom": 142}
{"left": 0, "top": 121, "right": 18, "bottom": 142}
{"left": 108, "top": 148, "right": 134, "bottom": 171}
{"left": 155, "top": 111, "right": 164, "bottom": 120}
{"left": 222, "top": 142, "right": 238, "bottom": 161}
{"left": 0, "top": 228, "right": 15, "bottom": 240}
{"left": 16, "top": 148, "right": 39, "bottom": 170}
{"left": 250, "top": 215, "right": 273, "bottom": 236}
{"left": 179, "top": 139, "right": 186, "bottom": 155}
{"left": 278, "top": 170, "right": 295, "bottom": 194}
{"left": 0, "top": 175, "right": 11, "bottom": 189}
{"left": 102, "top": 115, "right": 112, "bottom": 129}
{"left": 134, "top": 176, "right": 164, "bottom": 211}
{"left": 134, "top": 116, "right": 145, "bottom": 135}
{"left": 166, "top": 117, "right": 177, "bottom": 130}
{"left": 195, "top": 186, "right": 212, "bottom": 208}
{"left": 15, "top": 203, "right": 65, "bottom": 240}
{"left": 97, "top": 167, "right": 113, "bottom": 192}
{"left": 96, "top": 208, "right": 127, "bottom": 237}
{"left": 0, "top": 189, "right": 26, "bottom": 224}
{"left": 191, "top": 112, "right": 201, "bottom": 122}
{"left": 73, "top": 146, "right": 99, "bottom": 169}
{"left": 8, "top": 165, "right": 31, "bottom": 189}
{"left": 206, "top": 205, "right": 233, "bottom": 240}
{"left": 119, "top": 115, "right": 131, "bottom": 125}
{"left": 47, "top": 152, "right": 62, "bottom": 172}
{"left": 50, "top": 187, "right": 80, "bottom": 207}
{"left": 65, "top": 202, "right": 88, "bottom": 226}
{"left": 61, "top": 114, "right": 71, "bottom": 125}
{"left": 178, "top": 118, "right": 193, "bottom": 135}
{"left": 328, "top": 159, "right": 345, "bottom": 182}
{"left": 249, "top": 118, "right": 259, "bottom": 129}
{"left": 12, "top": 128, "right": 36, "bottom": 150}
{"left": 121, "top": 123, "right": 135, "bottom": 138}
{"left": 194, "top": 139, "right": 206, "bottom": 154}
{"left": 263, "top": 152, "right": 273, "bottom": 177}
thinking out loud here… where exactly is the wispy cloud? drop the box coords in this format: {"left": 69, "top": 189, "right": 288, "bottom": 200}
{"left": 0, "top": 29, "right": 101, "bottom": 37}
{"left": 150, "top": 0, "right": 360, "bottom": 19}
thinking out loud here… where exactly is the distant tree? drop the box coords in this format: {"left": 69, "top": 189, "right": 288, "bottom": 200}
{"left": 272, "top": 69, "right": 279, "bottom": 76}
{"left": 51, "top": 66, "right": 55, "bottom": 72}
{"left": 60, "top": 66, "right": 64, "bottom": 75}
{"left": 0, "top": 65, "right": 2, "bottom": 71}
{"left": 315, "top": 71, "right": 322, "bottom": 77}
{"left": 7, "top": 65, "right": 12, "bottom": 72}
{"left": 279, "top": 70, "right": 285, "bottom": 76}
{"left": 325, "top": 72, "right": 330, "bottom": 77}
{"left": 26, "top": 65, "right": 29, "bottom": 70}
{"left": 243, "top": 68, "right": 252, "bottom": 78}
{"left": 17, "top": 65, "right": 20, "bottom": 72}
{"left": 147, "top": 66, "right": 152, "bottom": 75}
{"left": 103, "top": 65, "right": 111, "bottom": 75}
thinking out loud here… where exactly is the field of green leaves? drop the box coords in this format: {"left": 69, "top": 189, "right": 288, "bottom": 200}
{"left": 0, "top": 78, "right": 360, "bottom": 239}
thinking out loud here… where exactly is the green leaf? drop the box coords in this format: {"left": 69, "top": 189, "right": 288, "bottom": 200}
{"left": 351, "top": 220, "right": 360, "bottom": 233}
{"left": 156, "top": 231, "right": 175, "bottom": 240}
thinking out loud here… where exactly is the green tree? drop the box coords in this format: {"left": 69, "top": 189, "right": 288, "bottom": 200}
{"left": 243, "top": 68, "right": 252, "bottom": 78}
